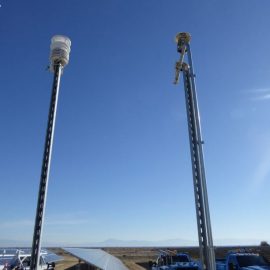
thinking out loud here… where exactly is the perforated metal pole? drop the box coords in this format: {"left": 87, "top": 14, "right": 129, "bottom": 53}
{"left": 174, "top": 33, "right": 215, "bottom": 270}
{"left": 30, "top": 63, "right": 62, "bottom": 270}
{"left": 30, "top": 36, "right": 71, "bottom": 270}
{"left": 185, "top": 44, "right": 216, "bottom": 270}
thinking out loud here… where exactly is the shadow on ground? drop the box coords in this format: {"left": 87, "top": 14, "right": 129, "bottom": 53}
{"left": 64, "top": 263, "right": 96, "bottom": 270}
{"left": 136, "top": 262, "right": 150, "bottom": 269}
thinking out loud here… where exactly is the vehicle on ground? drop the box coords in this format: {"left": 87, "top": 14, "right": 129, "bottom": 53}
{"left": 150, "top": 251, "right": 200, "bottom": 270}
{"left": 216, "top": 252, "right": 270, "bottom": 270}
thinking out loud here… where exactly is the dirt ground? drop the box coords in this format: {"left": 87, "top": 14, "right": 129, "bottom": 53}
{"left": 50, "top": 247, "right": 156, "bottom": 270}
{"left": 50, "top": 246, "right": 270, "bottom": 270}
{"left": 50, "top": 248, "right": 78, "bottom": 270}
{"left": 104, "top": 247, "right": 157, "bottom": 270}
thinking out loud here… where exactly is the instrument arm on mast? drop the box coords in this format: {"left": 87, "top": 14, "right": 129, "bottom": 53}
{"left": 173, "top": 32, "right": 191, "bottom": 84}
{"left": 173, "top": 32, "right": 216, "bottom": 270}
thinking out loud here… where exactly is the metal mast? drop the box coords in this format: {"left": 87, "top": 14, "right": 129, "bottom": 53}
{"left": 174, "top": 32, "right": 216, "bottom": 270}
{"left": 30, "top": 35, "right": 71, "bottom": 270}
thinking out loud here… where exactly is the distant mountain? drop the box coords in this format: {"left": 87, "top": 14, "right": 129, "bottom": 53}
{"left": 0, "top": 238, "right": 196, "bottom": 248}
{"left": 78, "top": 238, "right": 198, "bottom": 247}
{"left": 0, "top": 239, "right": 31, "bottom": 247}
{"left": 0, "top": 238, "right": 265, "bottom": 248}
{"left": 214, "top": 238, "right": 265, "bottom": 246}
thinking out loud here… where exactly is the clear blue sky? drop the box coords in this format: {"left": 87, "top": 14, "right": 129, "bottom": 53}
{"left": 1, "top": 0, "right": 270, "bottom": 246}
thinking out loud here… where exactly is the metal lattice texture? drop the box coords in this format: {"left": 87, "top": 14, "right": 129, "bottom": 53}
{"left": 0, "top": 249, "right": 62, "bottom": 270}
{"left": 63, "top": 248, "right": 129, "bottom": 270}
{"left": 30, "top": 63, "right": 63, "bottom": 270}
{"left": 181, "top": 43, "right": 215, "bottom": 270}
{"left": 183, "top": 68, "right": 207, "bottom": 263}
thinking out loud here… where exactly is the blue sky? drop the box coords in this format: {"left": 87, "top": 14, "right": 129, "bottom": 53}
{"left": 1, "top": 0, "right": 270, "bottom": 246}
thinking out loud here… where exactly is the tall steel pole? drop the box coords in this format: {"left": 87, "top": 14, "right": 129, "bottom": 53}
{"left": 30, "top": 36, "right": 71, "bottom": 270}
{"left": 174, "top": 33, "right": 216, "bottom": 270}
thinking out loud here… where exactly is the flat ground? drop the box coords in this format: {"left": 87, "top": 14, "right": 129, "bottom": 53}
{"left": 50, "top": 246, "right": 270, "bottom": 270}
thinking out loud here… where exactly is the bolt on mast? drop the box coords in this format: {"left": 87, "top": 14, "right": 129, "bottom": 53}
{"left": 30, "top": 35, "right": 71, "bottom": 270}
{"left": 174, "top": 32, "right": 216, "bottom": 270}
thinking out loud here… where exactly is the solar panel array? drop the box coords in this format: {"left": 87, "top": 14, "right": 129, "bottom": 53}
{"left": 0, "top": 249, "right": 25, "bottom": 270}
{"left": 43, "top": 253, "right": 63, "bottom": 264}
{"left": 0, "top": 248, "right": 26, "bottom": 268}
{"left": 0, "top": 257, "right": 13, "bottom": 268}
{"left": 63, "top": 247, "right": 129, "bottom": 270}
{"left": 0, "top": 248, "right": 50, "bottom": 256}
{"left": 0, "top": 249, "right": 21, "bottom": 256}
{"left": 0, "top": 248, "right": 62, "bottom": 267}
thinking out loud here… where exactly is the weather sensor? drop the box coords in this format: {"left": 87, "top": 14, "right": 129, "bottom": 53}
{"left": 50, "top": 35, "right": 71, "bottom": 72}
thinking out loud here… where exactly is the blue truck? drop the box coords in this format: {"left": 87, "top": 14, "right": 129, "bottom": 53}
{"left": 216, "top": 252, "right": 270, "bottom": 270}
{"left": 151, "top": 251, "right": 200, "bottom": 270}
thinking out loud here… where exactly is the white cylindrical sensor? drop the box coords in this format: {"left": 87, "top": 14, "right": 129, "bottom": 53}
{"left": 50, "top": 35, "right": 71, "bottom": 71}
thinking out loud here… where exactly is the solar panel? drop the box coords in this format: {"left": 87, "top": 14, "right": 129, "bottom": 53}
{"left": 0, "top": 257, "right": 13, "bottom": 265}
{"left": 0, "top": 249, "right": 18, "bottom": 256}
{"left": 0, "top": 248, "right": 63, "bottom": 266}
{"left": 42, "top": 253, "right": 63, "bottom": 264}
{"left": 63, "top": 248, "right": 129, "bottom": 270}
